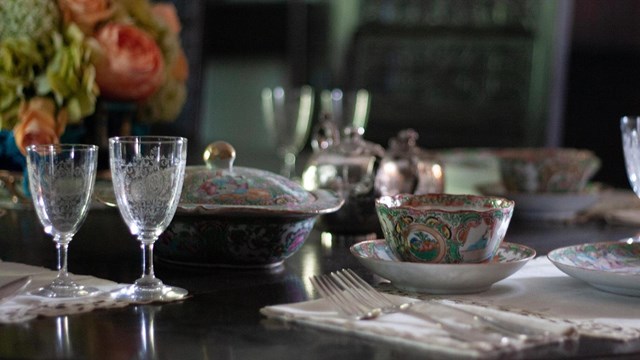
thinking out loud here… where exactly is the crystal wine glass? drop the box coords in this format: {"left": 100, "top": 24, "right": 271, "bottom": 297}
{"left": 262, "top": 85, "right": 315, "bottom": 178}
{"left": 26, "top": 144, "right": 99, "bottom": 298}
{"left": 109, "top": 136, "right": 187, "bottom": 303}
{"left": 621, "top": 116, "right": 640, "bottom": 195}
{"left": 319, "top": 88, "right": 371, "bottom": 131}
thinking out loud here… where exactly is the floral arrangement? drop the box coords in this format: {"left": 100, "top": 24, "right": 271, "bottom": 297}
{"left": 0, "top": 0, "right": 188, "bottom": 155}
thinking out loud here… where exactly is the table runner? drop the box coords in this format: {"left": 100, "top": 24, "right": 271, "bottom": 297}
{"left": 261, "top": 257, "right": 640, "bottom": 358}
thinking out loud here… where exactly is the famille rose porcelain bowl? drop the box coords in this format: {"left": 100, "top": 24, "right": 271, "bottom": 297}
{"left": 496, "top": 148, "right": 600, "bottom": 194}
{"left": 154, "top": 142, "right": 343, "bottom": 269}
{"left": 375, "top": 193, "right": 514, "bottom": 264}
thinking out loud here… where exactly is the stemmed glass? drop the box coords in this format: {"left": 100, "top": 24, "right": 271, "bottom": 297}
{"left": 109, "top": 136, "right": 187, "bottom": 303}
{"left": 319, "top": 88, "right": 371, "bottom": 131}
{"left": 26, "top": 144, "right": 99, "bottom": 298}
{"left": 262, "top": 85, "right": 315, "bottom": 178}
{"left": 621, "top": 116, "right": 640, "bottom": 195}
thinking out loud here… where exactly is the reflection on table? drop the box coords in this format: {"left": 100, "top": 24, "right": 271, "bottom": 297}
{"left": 0, "top": 203, "right": 639, "bottom": 359}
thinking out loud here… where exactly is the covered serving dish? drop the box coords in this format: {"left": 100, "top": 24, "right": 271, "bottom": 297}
{"left": 155, "top": 141, "right": 343, "bottom": 269}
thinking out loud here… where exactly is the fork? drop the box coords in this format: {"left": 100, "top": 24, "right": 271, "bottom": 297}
{"left": 311, "top": 269, "right": 550, "bottom": 344}
{"left": 311, "top": 270, "right": 509, "bottom": 346}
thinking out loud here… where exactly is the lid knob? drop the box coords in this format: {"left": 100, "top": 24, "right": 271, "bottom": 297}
{"left": 204, "top": 141, "right": 236, "bottom": 172}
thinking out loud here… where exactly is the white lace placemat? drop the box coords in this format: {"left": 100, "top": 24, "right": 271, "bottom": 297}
{"left": 0, "top": 262, "right": 128, "bottom": 323}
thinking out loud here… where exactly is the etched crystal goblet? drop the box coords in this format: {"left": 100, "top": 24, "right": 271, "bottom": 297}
{"left": 109, "top": 136, "right": 187, "bottom": 302}
{"left": 26, "top": 144, "right": 99, "bottom": 298}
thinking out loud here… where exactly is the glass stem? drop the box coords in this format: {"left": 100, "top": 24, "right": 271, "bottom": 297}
{"left": 140, "top": 238, "right": 156, "bottom": 280}
{"left": 55, "top": 236, "right": 72, "bottom": 281}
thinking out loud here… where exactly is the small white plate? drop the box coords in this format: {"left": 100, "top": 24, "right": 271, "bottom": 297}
{"left": 350, "top": 240, "right": 536, "bottom": 294}
{"left": 548, "top": 240, "right": 640, "bottom": 297}
{"left": 477, "top": 183, "right": 599, "bottom": 221}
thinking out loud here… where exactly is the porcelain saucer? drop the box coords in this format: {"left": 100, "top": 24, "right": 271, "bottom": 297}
{"left": 477, "top": 183, "right": 600, "bottom": 221}
{"left": 350, "top": 240, "right": 536, "bottom": 294}
{"left": 547, "top": 240, "right": 640, "bottom": 297}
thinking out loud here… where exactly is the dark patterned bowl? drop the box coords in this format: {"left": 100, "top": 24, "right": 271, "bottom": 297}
{"left": 155, "top": 142, "right": 343, "bottom": 269}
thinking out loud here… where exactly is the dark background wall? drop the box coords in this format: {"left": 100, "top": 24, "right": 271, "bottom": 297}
{"left": 564, "top": 0, "right": 640, "bottom": 188}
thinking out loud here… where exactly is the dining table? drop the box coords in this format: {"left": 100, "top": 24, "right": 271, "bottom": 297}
{"left": 1, "top": 192, "right": 640, "bottom": 360}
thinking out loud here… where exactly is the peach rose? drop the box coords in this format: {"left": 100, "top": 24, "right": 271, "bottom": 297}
{"left": 57, "top": 0, "right": 113, "bottom": 35}
{"left": 93, "top": 23, "right": 165, "bottom": 101}
{"left": 13, "top": 98, "right": 67, "bottom": 155}
{"left": 152, "top": 3, "right": 181, "bottom": 34}
{"left": 172, "top": 49, "right": 189, "bottom": 82}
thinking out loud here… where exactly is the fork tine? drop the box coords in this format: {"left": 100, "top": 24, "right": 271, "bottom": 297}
{"left": 331, "top": 269, "right": 396, "bottom": 311}
{"left": 322, "top": 274, "right": 377, "bottom": 318}
{"left": 310, "top": 275, "right": 365, "bottom": 318}
{"left": 328, "top": 271, "right": 378, "bottom": 311}
{"left": 341, "top": 269, "right": 396, "bottom": 308}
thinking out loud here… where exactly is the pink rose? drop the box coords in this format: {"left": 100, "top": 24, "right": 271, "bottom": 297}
{"left": 93, "top": 23, "right": 165, "bottom": 101}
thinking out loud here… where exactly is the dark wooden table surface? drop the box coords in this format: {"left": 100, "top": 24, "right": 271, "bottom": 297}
{"left": 1, "top": 206, "right": 639, "bottom": 359}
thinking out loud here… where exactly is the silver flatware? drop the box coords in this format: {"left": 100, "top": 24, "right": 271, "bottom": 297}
{"left": 311, "top": 269, "right": 553, "bottom": 344}
{"left": 0, "top": 276, "right": 31, "bottom": 303}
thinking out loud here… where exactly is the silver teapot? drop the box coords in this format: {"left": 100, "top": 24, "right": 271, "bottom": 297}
{"left": 375, "top": 129, "right": 445, "bottom": 196}
{"left": 303, "top": 123, "right": 444, "bottom": 235}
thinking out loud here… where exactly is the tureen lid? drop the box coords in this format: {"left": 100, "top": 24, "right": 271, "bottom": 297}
{"left": 179, "top": 142, "right": 342, "bottom": 216}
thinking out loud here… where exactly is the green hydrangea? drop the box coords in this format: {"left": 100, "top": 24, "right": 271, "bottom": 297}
{"left": 0, "top": 21, "right": 97, "bottom": 129}
{"left": 0, "top": 0, "right": 61, "bottom": 43}
{"left": 38, "top": 24, "right": 99, "bottom": 124}
{"left": 0, "top": 37, "right": 48, "bottom": 129}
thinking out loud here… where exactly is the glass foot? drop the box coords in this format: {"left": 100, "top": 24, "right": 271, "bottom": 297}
{"left": 30, "top": 282, "right": 101, "bottom": 298}
{"left": 111, "top": 278, "right": 188, "bottom": 303}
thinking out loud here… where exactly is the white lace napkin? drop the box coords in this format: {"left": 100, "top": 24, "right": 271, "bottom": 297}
{"left": 261, "top": 293, "right": 577, "bottom": 358}
{"left": 262, "top": 256, "right": 640, "bottom": 358}
{"left": 0, "top": 262, "right": 128, "bottom": 323}
{"left": 435, "top": 256, "right": 640, "bottom": 341}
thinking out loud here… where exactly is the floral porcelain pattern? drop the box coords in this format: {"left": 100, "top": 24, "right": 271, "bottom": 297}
{"left": 376, "top": 194, "right": 514, "bottom": 264}
{"left": 496, "top": 148, "right": 601, "bottom": 193}
{"left": 157, "top": 217, "right": 316, "bottom": 267}
{"left": 352, "top": 240, "right": 535, "bottom": 264}
{"left": 181, "top": 166, "right": 313, "bottom": 207}
{"left": 548, "top": 241, "right": 640, "bottom": 274}
{"left": 350, "top": 240, "right": 535, "bottom": 294}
